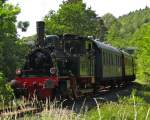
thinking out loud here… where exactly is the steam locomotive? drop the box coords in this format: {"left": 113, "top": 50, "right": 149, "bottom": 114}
{"left": 12, "top": 21, "right": 135, "bottom": 99}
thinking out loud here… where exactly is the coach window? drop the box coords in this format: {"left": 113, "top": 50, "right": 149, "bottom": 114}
{"left": 110, "top": 53, "right": 112, "bottom": 65}
{"left": 106, "top": 52, "right": 108, "bottom": 65}
{"left": 119, "top": 56, "right": 120, "bottom": 66}
{"left": 116, "top": 56, "right": 118, "bottom": 65}
{"left": 108, "top": 53, "right": 109, "bottom": 65}
{"left": 103, "top": 51, "right": 105, "bottom": 64}
{"left": 111, "top": 54, "right": 113, "bottom": 65}
{"left": 118, "top": 56, "right": 119, "bottom": 65}
{"left": 119, "top": 57, "right": 121, "bottom": 66}
{"left": 110, "top": 54, "right": 112, "bottom": 65}
{"left": 113, "top": 55, "right": 115, "bottom": 65}
{"left": 106, "top": 52, "right": 107, "bottom": 65}
{"left": 105, "top": 52, "right": 106, "bottom": 65}
{"left": 116, "top": 56, "right": 117, "bottom": 65}
{"left": 110, "top": 54, "right": 111, "bottom": 65}
{"left": 119, "top": 56, "right": 120, "bottom": 65}
{"left": 118, "top": 56, "right": 120, "bottom": 66}
{"left": 115, "top": 55, "right": 117, "bottom": 65}
{"left": 109, "top": 53, "right": 111, "bottom": 65}
{"left": 117, "top": 56, "right": 119, "bottom": 65}
{"left": 104, "top": 52, "right": 106, "bottom": 65}
{"left": 105, "top": 52, "right": 107, "bottom": 65}
{"left": 114, "top": 55, "right": 116, "bottom": 65}
{"left": 108, "top": 53, "right": 110, "bottom": 65}
{"left": 112, "top": 54, "right": 113, "bottom": 65}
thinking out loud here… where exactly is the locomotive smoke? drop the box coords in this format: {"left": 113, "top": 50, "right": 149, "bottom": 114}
{"left": 36, "top": 21, "right": 45, "bottom": 47}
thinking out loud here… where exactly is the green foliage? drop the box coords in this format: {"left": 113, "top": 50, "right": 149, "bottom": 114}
{"left": 14, "top": 35, "right": 34, "bottom": 68}
{"left": 118, "top": 7, "right": 150, "bottom": 39}
{"left": 0, "top": 2, "right": 21, "bottom": 80}
{"left": 131, "top": 23, "right": 150, "bottom": 82}
{"left": 0, "top": 72, "right": 14, "bottom": 103}
{"left": 102, "top": 13, "right": 117, "bottom": 29}
{"left": 96, "top": 18, "right": 107, "bottom": 41}
{"left": 105, "top": 7, "right": 150, "bottom": 40}
{"left": 107, "top": 20, "right": 122, "bottom": 42}
{"left": 15, "top": 40, "right": 31, "bottom": 69}
{"left": 44, "top": 1, "right": 107, "bottom": 39}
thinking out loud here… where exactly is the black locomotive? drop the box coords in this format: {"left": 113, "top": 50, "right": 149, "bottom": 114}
{"left": 12, "top": 21, "right": 135, "bottom": 99}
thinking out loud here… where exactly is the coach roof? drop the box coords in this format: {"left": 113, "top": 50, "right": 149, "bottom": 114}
{"left": 92, "top": 40, "right": 121, "bottom": 54}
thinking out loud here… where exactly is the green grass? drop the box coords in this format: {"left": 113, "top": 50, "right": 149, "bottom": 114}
{"left": 85, "top": 96, "right": 150, "bottom": 120}
{"left": 133, "top": 81, "right": 150, "bottom": 103}
{"left": 85, "top": 82, "right": 150, "bottom": 120}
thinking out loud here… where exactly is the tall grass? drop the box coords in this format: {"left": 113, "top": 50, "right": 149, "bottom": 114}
{"left": 85, "top": 93, "right": 150, "bottom": 120}
{"left": 1, "top": 95, "right": 149, "bottom": 120}
{"left": 1, "top": 82, "right": 150, "bottom": 120}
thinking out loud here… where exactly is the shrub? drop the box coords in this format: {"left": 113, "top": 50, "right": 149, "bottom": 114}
{"left": 0, "top": 72, "right": 14, "bottom": 103}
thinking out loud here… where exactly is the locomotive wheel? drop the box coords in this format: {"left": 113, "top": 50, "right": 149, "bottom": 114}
{"left": 110, "top": 82, "right": 116, "bottom": 89}
{"left": 117, "top": 81, "right": 121, "bottom": 88}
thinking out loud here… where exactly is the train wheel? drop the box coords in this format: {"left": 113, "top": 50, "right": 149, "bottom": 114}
{"left": 53, "top": 87, "right": 62, "bottom": 100}
{"left": 110, "top": 81, "right": 117, "bottom": 89}
{"left": 117, "top": 81, "right": 121, "bottom": 88}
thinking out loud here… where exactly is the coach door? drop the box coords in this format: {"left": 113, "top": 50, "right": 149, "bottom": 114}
{"left": 80, "top": 41, "right": 95, "bottom": 77}
{"left": 94, "top": 45, "right": 102, "bottom": 84}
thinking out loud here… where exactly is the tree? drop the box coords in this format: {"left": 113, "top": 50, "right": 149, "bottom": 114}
{"left": 95, "top": 17, "right": 107, "bottom": 41}
{"left": 0, "top": 72, "right": 14, "bottom": 103}
{"left": 64, "top": 0, "right": 83, "bottom": 4}
{"left": 130, "top": 23, "right": 150, "bottom": 82}
{"left": 107, "top": 20, "right": 122, "bottom": 42}
{"left": 102, "top": 13, "right": 117, "bottom": 29}
{"left": 0, "top": 2, "right": 20, "bottom": 80}
{"left": 118, "top": 7, "right": 150, "bottom": 39}
{"left": 44, "top": 1, "right": 104, "bottom": 37}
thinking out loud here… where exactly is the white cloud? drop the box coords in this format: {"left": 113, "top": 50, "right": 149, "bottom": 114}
{"left": 8, "top": 0, "right": 150, "bottom": 37}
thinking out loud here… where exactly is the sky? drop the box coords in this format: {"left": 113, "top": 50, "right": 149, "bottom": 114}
{"left": 8, "top": 0, "right": 150, "bottom": 38}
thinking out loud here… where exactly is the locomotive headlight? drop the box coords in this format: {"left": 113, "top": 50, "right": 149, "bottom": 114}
{"left": 44, "top": 80, "right": 54, "bottom": 89}
{"left": 50, "top": 67, "right": 57, "bottom": 75}
{"left": 16, "top": 69, "right": 21, "bottom": 75}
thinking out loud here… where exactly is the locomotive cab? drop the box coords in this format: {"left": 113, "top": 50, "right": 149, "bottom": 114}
{"left": 44, "top": 34, "right": 96, "bottom": 98}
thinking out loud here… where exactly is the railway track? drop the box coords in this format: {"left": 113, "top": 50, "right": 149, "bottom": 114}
{"left": 62, "top": 82, "right": 135, "bottom": 113}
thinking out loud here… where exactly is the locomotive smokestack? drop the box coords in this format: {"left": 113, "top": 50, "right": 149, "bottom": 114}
{"left": 36, "top": 21, "right": 45, "bottom": 47}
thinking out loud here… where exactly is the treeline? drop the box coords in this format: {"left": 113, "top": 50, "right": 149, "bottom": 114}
{"left": 104, "top": 6, "right": 150, "bottom": 46}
